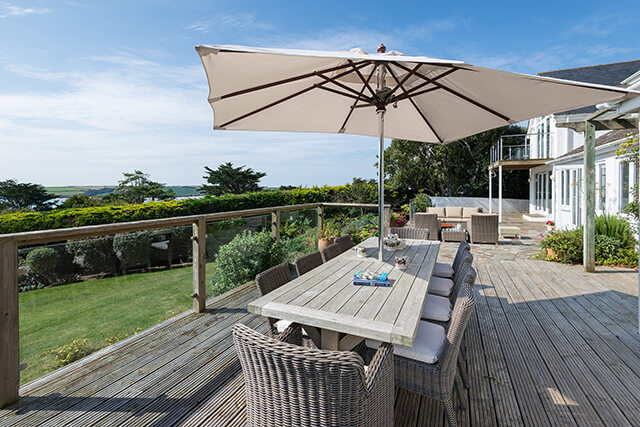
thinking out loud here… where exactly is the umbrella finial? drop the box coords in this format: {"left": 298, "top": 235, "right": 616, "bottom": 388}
{"left": 377, "top": 43, "right": 386, "bottom": 53}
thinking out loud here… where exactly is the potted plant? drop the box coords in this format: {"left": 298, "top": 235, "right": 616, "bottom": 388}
{"left": 546, "top": 220, "right": 555, "bottom": 231}
{"left": 317, "top": 223, "right": 339, "bottom": 251}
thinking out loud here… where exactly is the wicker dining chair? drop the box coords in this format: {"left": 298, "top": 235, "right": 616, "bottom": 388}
{"left": 395, "top": 284, "right": 476, "bottom": 427}
{"left": 335, "top": 235, "right": 354, "bottom": 253}
{"left": 433, "top": 241, "right": 470, "bottom": 278}
{"left": 233, "top": 323, "right": 394, "bottom": 427}
{"left": 255, "top": 263, "right": 292, "bottom": 337}
{"left": 390, "top": 227, "right": 429, "bottom": 240}
{"left": 414, "top": 212, "right": 440, "bottom": 240}
{"left": 428, "top": 251, "right": 473, "bottom": 298}
{"left": 321, "top": 242, "right": 342, "bottom": 263}
{"left": 294, "top": 251, "right": 323, "bottom": 276}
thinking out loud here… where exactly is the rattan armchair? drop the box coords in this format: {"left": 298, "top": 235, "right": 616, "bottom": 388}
{"left": 390, "top": 227, "right": 429, "bottom": 240}
{"left": 467, "top": 213, "right": 499, "bottom": 244}
{"left": 233, "top": 323, "right": 394, "bottom": 427}
{"left": 395, "top": 284, "right": 476, "bottom": 427}
{"left": 294, "top": 251, "right": 323, "bottom": 276}
{"left": 335, "top": 235, "right": 354, "bottom": 253}
{"left": 255, "top": 263, "right": 292, "bottom": 337}
{"left": 321, "top": 242, "right": 342, "bottom": 262}
{"left": 414, "top": 212, "right": 440, "bottom": 240}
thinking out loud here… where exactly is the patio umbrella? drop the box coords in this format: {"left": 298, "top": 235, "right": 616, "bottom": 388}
{"left": 196, "top": 43, "right": 638, "bottom": 260}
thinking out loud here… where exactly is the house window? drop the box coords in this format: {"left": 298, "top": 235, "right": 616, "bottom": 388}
{"left": 571, "top": 169, "right": 582, "bottom": 226}
{"left": 621, "top": 162, "right": 630, "bottom": 211}
{"left": 598, "top": 164, "right": 606, "bottom": 211}
{"left": 545, "top": 117, "right": 551, "bottom": 158}
{"left": 561, "top": 170, "right": 570, "bottom": 206}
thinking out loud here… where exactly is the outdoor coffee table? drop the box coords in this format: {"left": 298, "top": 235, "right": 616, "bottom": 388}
{"left": 499, "top": 225, "right": 521, "bottom": 239}
{"left": 441, "top": 228, "right": 467, "bottom": 242}
{"left": 248, "top": 237, "right": 440, "bottom": 350}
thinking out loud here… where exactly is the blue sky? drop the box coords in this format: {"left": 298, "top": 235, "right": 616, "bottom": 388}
{"left": 1, "top": 0, "right": 639, "bottom": 187}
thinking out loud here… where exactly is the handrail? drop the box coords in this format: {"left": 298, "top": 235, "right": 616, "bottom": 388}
{"left": 0, "top": 203, "right": 324, "bottom": 246}
{"left": 0, "top": 200, "right": 388, "bottom": 408}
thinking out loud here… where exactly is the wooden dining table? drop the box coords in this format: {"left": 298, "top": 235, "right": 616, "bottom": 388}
{"left": 248, "top": 236, "right": 440, "bottom": 351}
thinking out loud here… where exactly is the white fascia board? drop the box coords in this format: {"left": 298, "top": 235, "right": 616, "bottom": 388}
{"left": 546, "top": 137, "right": 627, "bottom": 165}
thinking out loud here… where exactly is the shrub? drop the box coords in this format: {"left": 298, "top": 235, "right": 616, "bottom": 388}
{"left": 113, "top": 231, "right": 153, "bottom": 271}
{"left": 281, "top": 228, "right": 318, "bottom": 263}
{"left": 400, "top": 204, "right": 410, "bottom": 217}
{"left": 210, "top": 231, "right": 285, "bottom": 296}
{"left": 66, "top": 236, "right": 117, "bottom": 275}
{"left": 538, "top": 229, "right": 583, "bottom": 264}
{"left": 0, "top": 184, "right": 388, "bottom": 235}
{"left": 390, "top": 212, "right": 407, "bottom": 228}
{"left": 595, "top": 214, "right": 635, "bottom": 248}
{"left": 25, "top": 247, "right": 60, "bottom": 283}
{"left": 413, "top": 193, "right": 432, "bottom": 212}
{"left": 595, "top": 235, "right": 623, "bottom": 264}
{"left": 604, "top": 247, "right": 639, "bottom": 267}
{"left": 49, "top": 339, "right": 96, "bottom": 367}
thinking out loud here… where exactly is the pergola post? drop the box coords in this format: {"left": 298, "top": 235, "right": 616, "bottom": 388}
{"left": 583, "top": 120, "right": 596, "bottom": 272}
{"left": 488, "top": 168, "right": 493, "bottom": 213}
{"left": 498, "top": 164, "right": 503, "bottom": 223}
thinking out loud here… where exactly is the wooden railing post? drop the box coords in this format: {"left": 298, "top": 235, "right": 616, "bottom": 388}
{"left": 192, "top": 218, "right": 207, "bottom": 313}
{"left": 317, "top": 205, "right": 324, "bottom": 232}
{"left": 271, "top": 210, "right": 281, "bottom": 241}
{"left": 0, "top": 240, "right": 19, "bottom": 408}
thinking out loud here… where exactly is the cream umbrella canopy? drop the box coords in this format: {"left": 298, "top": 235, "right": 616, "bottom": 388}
{"left": 196, "top": 43, "right": 638, "bottom": 260}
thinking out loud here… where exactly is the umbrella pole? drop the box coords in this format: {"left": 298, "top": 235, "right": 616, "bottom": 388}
{"left": 377, "top": 108, "right": 385, "bottom": 261}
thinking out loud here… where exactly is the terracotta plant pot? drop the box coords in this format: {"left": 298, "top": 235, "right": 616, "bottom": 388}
{"left": 318, "top": 238, "right": 335, "bottom": 252}
{"left": 546, "top": 248, "right": 556, "bottom": 259}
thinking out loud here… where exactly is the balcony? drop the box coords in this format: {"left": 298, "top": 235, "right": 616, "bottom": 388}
{"left": 490, "top": 133, "right": 553, "bottom": 170}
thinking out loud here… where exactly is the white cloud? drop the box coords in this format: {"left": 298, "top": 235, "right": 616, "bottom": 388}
{"left": 186, "top": 13, "right": 268, "bottom": 34}
{"left": 0, "top": 3, "right": 51, "bottom": 18}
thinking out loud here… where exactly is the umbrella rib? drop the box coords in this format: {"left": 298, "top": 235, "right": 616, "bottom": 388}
{"left": 348, "top": 60, "right": 377, "bottom": 99}
{"left": 315, "top": 73, "right": 375, "bottom": 104}
{"left": 339, "top": 63, "right": 379, "bottom": 133}
{"left": 218, "top": 62, "right": 370, "bottom": 128}
{"left": 393, "top": 62, "right": 511, "bottom": 122}
{"left": 392, "top": 68, "right": 458, "bottom": 102}
{"left": 316, "top": 85, "right": 369, "bottom": 102}
{"left": 384, "top": 64, "right": 444, "bottom": 143}
{"left": 215, "top": 60, "right": 369, "bottom": 101}
{"left": 385, "top": 63, "right": 423, "bottom": 99}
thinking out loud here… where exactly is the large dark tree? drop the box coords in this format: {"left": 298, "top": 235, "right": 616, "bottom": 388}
{"left": 111, "top": 170, "right": 176, "bottom": 204}
{"left": 0, "top": 179, "right": 56, "bottom": 211}
{"left": 200, "top": 162, "right": 266, "bottom": 196}
{"left": 383, "top": 125, "right": 529, "bottom": 201}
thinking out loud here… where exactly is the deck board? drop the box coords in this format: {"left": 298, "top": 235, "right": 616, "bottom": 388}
{"left": 1, "top": 244, "right": 638, "bottom": 426}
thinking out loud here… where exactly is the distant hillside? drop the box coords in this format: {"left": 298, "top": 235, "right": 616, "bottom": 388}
{"left": 46, "top": 186, "right": 201, "bottom": 198}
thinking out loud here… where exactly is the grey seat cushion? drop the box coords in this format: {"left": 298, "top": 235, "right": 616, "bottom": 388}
{"left": 421, "top": 294, "right": 453, "bottom": 322}
{"left": 428, "top": 276, "right": 454, "bottom": 297}
{"left": 433, "top": 262, "right": 454, "bottom": 278}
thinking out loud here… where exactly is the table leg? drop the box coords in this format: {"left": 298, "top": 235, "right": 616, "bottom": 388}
{"left": 320, "top": 329, "right": 340, "bottom": 350}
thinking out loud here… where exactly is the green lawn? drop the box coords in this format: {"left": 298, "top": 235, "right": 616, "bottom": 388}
{"left": 19, "top": 263, "right": 216, "bottom": 385}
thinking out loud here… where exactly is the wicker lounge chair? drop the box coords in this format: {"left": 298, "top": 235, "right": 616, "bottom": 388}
{"left": 294, "top": 251, "right": 323, "bottom": 276}
{"left": 393, "top": 284, "right": 476, "bottom": 427}
{"left": 414, "top": 213, "right": 439, "bottom": 240}
{"left": 467, "top": 213, "right": 499, "bottom": 244}
{"left": 335, "top": 235, "right": 354, "bottom": 253}
{"left": 433, "top": 242, "right": 470, "bottom": 278}
{"left": 255, "top": 263, "right": 292, "bottom": 337}
{"left": 233, "top": 323, "right": 394, "bottom": 427}
{"left": 321, "top": 242, "right": 342, "bottom": 263}
{"left": 390, "top": 227, "right": 429, "bottom": 240}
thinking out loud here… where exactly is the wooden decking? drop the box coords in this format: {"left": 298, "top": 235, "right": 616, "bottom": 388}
{"left": 1, "top": 253, "right": 638, "bottom": 426}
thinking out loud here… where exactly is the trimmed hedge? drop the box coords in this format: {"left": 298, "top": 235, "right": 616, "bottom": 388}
{"left": 0, "top": 185, "right": 379, "bottom": 235}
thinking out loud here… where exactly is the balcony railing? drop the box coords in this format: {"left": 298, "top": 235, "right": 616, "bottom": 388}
{"left": 0, "top": 201, "right": 390, "bottom": 408}
{"left": 490, "top": 133, "right": 552, "bottom": 164}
